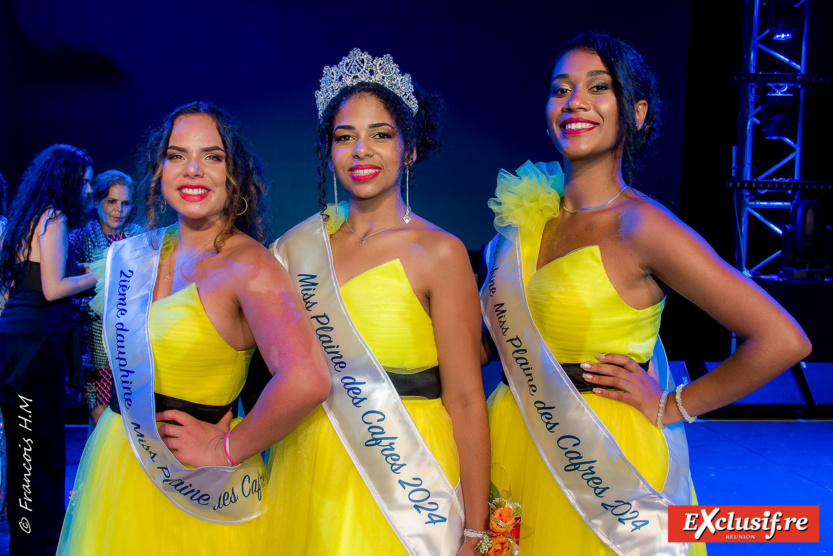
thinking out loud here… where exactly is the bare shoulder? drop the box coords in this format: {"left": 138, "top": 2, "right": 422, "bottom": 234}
{"left": 39, "top": 208, "right": 67, "bottom": 230}
{"left": 617, "top": 190, "right": 699, "bottom": 250}
{"left": 220, "top": 232, "right": 292, "bottom": 287}
{"left": 411, "top": 216, "right": 469, "bottom": 267}
{"left": 614, "top": 189, "right": 735, "bottom": 289}
{"left": 42, "top": 208, "right": 65, "bottom": 220}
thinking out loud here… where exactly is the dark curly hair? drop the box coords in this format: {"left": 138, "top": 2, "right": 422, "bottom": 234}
{"left": 558, "top": 32, "right": 662, "bottom": 183}
{"left": 140, "top": 101, "right": 269, "bottom": 248}
{"left": 0, "top": 144, "right": 93, "bottom": 293}
{"left": 315, "top": 81, "right": 445, "bottom": 211}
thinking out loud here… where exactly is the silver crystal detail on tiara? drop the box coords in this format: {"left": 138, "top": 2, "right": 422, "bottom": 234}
{"left": 315, "top": 48, "right": 419, "bottom": 119}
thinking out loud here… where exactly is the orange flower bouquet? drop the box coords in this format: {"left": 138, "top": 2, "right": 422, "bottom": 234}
{"left": 469, "top": 485, "right": 522, "bottom": 555}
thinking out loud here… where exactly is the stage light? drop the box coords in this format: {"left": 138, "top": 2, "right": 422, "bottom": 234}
{"left": 765, "top": 113, "right": 791, "bottom": 139}
{"left": 781, "top": 198, "right": 833, "bottom": 280}
{"left": 766, "top": 0, "right": 798, "bottom": 41}
{"left": 790, "top": 200, "right": 827, "bottom": 260}
{"left": 762, "top": 84, "right": 794, "bottom": 140}
{"left": 772, "top": 18, "right": 794, "bottom": 40}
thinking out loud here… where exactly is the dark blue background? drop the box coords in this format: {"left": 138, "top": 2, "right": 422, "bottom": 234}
{"left": 0, "top": 0, "right": 691, "bottom": 247}
{"left": 1, "top": 0, "right": 831, "bottom": 364}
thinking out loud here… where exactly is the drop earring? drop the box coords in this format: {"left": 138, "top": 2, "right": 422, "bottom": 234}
{"left": 332, "top": 172, "right": 339, "bottom": 207}
{"left": 403, "top": 166, "right": 411, "bottom": 224}
{"left": 160, "top": 197, "right": 167, "bottom": 214}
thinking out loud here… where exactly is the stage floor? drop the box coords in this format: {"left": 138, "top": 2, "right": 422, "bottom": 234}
{"left": 1, "top": 420, "right": 831, "bottom": 554}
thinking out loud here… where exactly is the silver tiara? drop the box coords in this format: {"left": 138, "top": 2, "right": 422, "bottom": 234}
{"left": 315, "top": 48, "right": 419, "bottom": 120}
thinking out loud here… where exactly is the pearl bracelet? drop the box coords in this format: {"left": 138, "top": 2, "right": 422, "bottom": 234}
{"left": 675, "top": 384, "right": 697, "bottom": 423}
{"left": 656, "top": 390, "right": 669, "bottom": 429}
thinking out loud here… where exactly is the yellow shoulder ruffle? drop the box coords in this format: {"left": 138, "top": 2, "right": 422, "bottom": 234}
{"left": 323, "top": 201, "right": 348, "bottom": 236}
{"left": 488, "top": 160, "right": 564, "bottom": 232}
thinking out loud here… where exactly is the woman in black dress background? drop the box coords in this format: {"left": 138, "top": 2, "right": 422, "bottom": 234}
{"left": 0, "top": 144, "right": 96, "bottom": 555}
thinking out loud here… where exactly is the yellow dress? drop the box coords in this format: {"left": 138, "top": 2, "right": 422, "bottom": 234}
{"left": 487, "top": 162, "right": 705, "bottom": 555}
{"left": 58, "top": 282, "right": 265, "bottom": 555}
{"left": 267, "top": 259, "right": 460, "bottom": 555}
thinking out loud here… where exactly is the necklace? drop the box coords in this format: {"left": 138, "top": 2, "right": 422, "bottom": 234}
{"left": 562, "top": 185, "right": 630, "bottom": 214}
{"left": 105, "top": 229, "right": 126, "bottom": 245}
{"left": 344, "top": 216, "right": 406, "bottom": 246}
{"left": 164, "top": 234, "right": 219, "bottom": 281}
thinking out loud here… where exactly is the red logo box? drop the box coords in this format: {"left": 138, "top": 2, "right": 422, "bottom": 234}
{"left": 668, "top": 505, "right": 819, "bottom": 543}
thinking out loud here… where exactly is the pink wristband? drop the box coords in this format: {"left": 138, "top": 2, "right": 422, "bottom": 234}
{"left": 222, "top": 431, "right": 238, "bottom": 466}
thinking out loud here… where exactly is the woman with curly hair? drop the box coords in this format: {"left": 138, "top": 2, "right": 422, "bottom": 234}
{"left": 69, "top": 170, "right": 144, "bottom": 427}
{"left": 268, "top": 49, "right": 489, "bottom": 555}
{"left": 482, "top": 33, "right": 810, "bottom": 555}
{"left": 58, "top": 101, "right": 329, "bottom": 555}
{"left": 0, "top": 144, "right": 95, "bottom": 555}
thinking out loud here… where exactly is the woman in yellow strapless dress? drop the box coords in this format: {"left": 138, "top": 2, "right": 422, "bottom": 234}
{"left": 60, "top": 276, "right": 265, "bottom": 554}
{"left": 487, "top": 33, "right": 810, "bottom": 555}
{"left": 58, "top": 102, "right": 329, "bottom": 555}
{"left": 268, "top": 50, "right": 490, "bottom": 555}
{"left": 269, "top": 256, "right": 463, "bottom": 554}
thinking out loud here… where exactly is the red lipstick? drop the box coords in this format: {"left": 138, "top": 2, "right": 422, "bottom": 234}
{"left": 560, "top": 117, "right": 598, "bottom": 135}
{"left": 178, "top": 185, "right": 210, "bottom": 202}
{"left": 349, "top": 165, "right": 382, "bottom": 182}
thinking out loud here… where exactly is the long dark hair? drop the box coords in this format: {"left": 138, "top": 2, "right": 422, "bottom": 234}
{"left": 558, "top": 32, "right": 662, "bottom": 183}
{"left": 140, "top": 101, "right": 269, "bottom": 247}
{"left": 315, "top": 82, "right": 445, "bottom": 211}
{"left": 0, "top": 144, "right": 93, "bottom": 293}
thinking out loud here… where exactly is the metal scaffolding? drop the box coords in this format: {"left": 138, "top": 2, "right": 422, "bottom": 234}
{"left": 730, "top": 0, "right": 832, "bottom": 278}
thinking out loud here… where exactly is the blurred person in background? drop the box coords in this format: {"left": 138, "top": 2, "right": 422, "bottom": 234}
{"left": 0, "top": 144, "right": 95, "bottom": 555}
{"left": 69, "top": 170, "right": 144, "bottom": 429}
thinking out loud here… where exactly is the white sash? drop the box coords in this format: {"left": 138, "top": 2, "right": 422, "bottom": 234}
{"left": 273, "top": 214, "right": 465, "bottom": 556}
{"left": 102, "top": 228, "right": 265, "bottom": 523}
{"left": 481, "top": 228, "right": 691, "bottom": 555}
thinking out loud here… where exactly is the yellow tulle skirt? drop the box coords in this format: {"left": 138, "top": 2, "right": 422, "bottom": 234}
{"left": 488, "top": 384, "right": 706, "bottom": 556}
{"left": 267, "top": 398, "right": 460, "bottom": 555}
{"left": 58, "top": 409, "right": 269, "bottom": 555}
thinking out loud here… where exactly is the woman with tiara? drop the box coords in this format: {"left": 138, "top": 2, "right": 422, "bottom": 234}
{"left": 269, "top": 49, "right": 490, "bottom": 555}
{"left": 58, "top": 101, "right": 330, "bottom": 555}
{"left": 482, "top": 33, "right": 810, "bottom": 555}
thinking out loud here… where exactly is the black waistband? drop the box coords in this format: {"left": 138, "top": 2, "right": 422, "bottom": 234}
{"left": 387, "top": 366, "right": 442, "bottom": 399}
{"left": 109, "top": 391, "right": 236, "bottom": 424}
{"left": 502, "top": 361, "right": 650, "bottom": 392}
